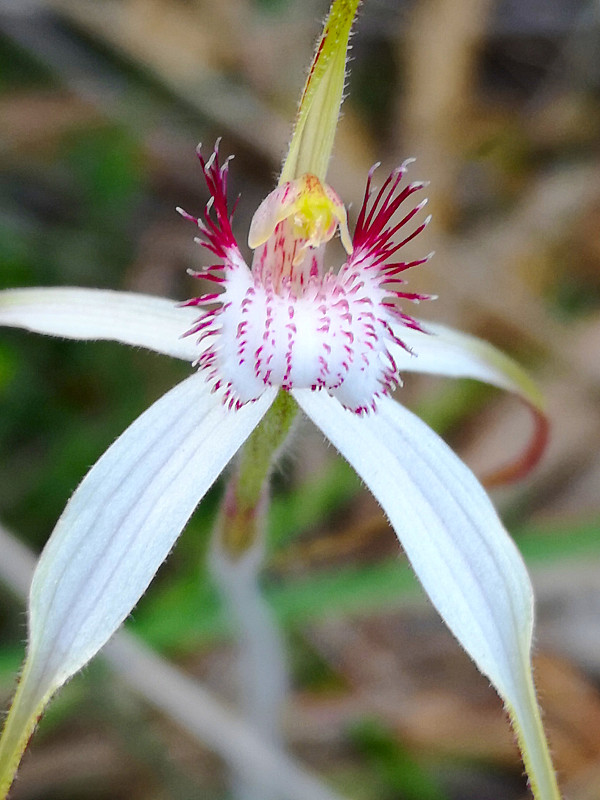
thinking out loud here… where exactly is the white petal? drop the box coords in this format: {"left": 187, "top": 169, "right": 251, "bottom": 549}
{"left": 294, "top": 389, "right": 531, "bottom": 694}
{"left": 28, "top": 376, "right": 276, "bottom": 690}
{"left": 294, "top": 388, "right": 559, "bottom": 799}
{"left": 391, "top": 320, "right": 543, "bottom": 409}
{"left": 0, "top": 287, "right": 200, "bottom": 361}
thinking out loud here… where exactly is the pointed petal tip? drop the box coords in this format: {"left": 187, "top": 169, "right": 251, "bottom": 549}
{"left": 0, "top": 660, "right": 53, "bottom": 800}
{"left": 506, "top": 683, "right": 562, "bottom": 800}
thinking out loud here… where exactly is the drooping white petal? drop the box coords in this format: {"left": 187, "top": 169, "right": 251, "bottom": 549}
{"left": 0, "top": 287, "right": 200, "bottom": 361}
{"left": 391, "top": 319, "right": 544, "bottom": 409}
{"left": 295, "top": 388, "right": 530, "bottom": 691}
{"left": 0, "top": 376, "right": 276, "bottom": 796}
{"left": 26, "top": 376, "right": 275, "bottom": 688}
{"left": 0, "top": 375, "right": 276, "bottom": 792}
{"left": 293, "top": 388, "right": 560, "bottom": 800}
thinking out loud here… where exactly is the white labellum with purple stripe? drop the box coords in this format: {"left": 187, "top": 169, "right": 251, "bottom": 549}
{"left": 180, "top": 148, "right": 432, "bottom": 413}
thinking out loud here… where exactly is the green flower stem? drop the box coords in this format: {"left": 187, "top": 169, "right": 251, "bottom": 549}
{"left": 220, "top": 390, "right": 298, "bottom": 557}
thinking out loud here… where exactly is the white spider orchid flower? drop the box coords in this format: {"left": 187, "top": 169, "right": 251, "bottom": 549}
{"left": 0, "top": 1, "right": 559, "bottom": 797}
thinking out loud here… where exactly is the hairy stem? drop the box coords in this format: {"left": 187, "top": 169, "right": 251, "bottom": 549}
{"left": 220, "top": 390, "right": 298, "bottom": 556}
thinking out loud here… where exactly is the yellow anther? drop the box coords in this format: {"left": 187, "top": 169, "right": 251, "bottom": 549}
{"left": 248, "top": 174, "right": 352, "bottom": 255}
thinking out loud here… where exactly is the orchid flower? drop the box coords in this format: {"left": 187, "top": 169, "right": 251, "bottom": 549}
{"left": 0, "top": 1, "right": 560, "bottom": 797}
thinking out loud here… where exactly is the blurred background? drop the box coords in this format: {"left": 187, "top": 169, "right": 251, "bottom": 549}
{"left": 1, "top": 0, "right": 600, "bottom": 798}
